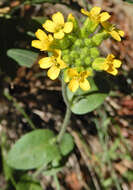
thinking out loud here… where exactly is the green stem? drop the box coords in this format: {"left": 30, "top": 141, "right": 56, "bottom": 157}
{"left": 57, "top": 106, "right": 71, "bottom": 143}
{"left": 4, "top": 90, "right": 36, "bottom": 130}
{"left": 57, "top": 79, "right": 71, "bottom": 143}
{"left": 53, "top": 174, "right": 61, "bottom": 190}
{"left": 61, "top": 78, "right": 69, "bottom": 107}
{"left": 33, "top": 164, "right": 47, "bottom": 178}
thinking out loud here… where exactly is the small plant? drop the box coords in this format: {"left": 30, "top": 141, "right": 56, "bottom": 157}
{"left": 6, "top": 6, "right": 124, "bottom": 189}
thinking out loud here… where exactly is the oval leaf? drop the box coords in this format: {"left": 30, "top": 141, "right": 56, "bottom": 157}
{"left": 59, "top": 133, "right": 74, "bottom": 156}
{"left": 7, "top": 49, "right": 38, "bottom": 68}
{"left": 7, "top": 129, "right": 60, "bottom": 170}
{"left": 67, "top": 73, "right": 110, "bottom": 114}
{"left": 16, "top": 182, "right": 43, "bottom": 190}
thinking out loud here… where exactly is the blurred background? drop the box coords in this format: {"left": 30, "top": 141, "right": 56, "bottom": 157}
{"left": 0, "top": 0, "right": 133, "bottom": 189}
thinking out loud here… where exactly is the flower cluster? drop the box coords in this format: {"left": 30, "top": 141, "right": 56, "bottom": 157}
{"left": 32, "top": 7, "right": 124, "bottom": 92}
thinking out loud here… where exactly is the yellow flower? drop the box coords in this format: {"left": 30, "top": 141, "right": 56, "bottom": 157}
{"left": 81, "top": 6, "right": 110, "bottom": 24}
{"left": 42, "top": 12, "right": 73, "bottom": 39}
{"left": 39, "top": 50, "right": 67, "bottom": 80}
{"left": 103, "top": 54, "right": 122, "bottom": 75}
{"left": 102, "top": 21, "right": 124, "bottom": 41}
{"left": 31, "top": 29, "right": 53, "bottom": 51}
{"left": 65, "top": 68, "right": 91, "bottom": 92}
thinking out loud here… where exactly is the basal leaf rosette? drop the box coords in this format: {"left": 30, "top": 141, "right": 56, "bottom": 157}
{"left": 31, "top": 7, "right": 124, "bottom": 94}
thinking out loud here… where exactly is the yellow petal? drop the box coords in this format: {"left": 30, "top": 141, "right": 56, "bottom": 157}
{"left": 53, "top": 49, "right": 61, "bottom": 58}
{"left": 35, "top": 29, "right": 48, "bottom": 41}
{"left": 102, "top": 62, "right": 109, "bottom": 70}
{"left": 48, "top": 34, "right": 54, "bottom": 42}
{"left": 113, "top": 59, "right": 122, "bottom": 68}
{"left": 31, "top": 40, "right": 44, "bottom": 50}
{"left": 80, "top": 79, "right": 90, "bottom": 91}
{"left": 90, "top": 7, "right": 101, "bottom": 16}
{"left": 63, "top": 22, "right": 73, "bottom": 33}
{"left": 52, "top": 12, "right": 64, "bottom": 26}
{"left": 100, "top": 12, "right": 110, "bottom": 22}
{"left": 68, "top": 68, "right": 78, "bottom": 77}
{"left": 64, "top": 70, "right": 70, "bottom": 83}
{"left": 68, "top": 13, "right": 75, "bottom": 22}
{"left": 107, "top": 68, "right": 118, "bottom": 75}
{"left": 54, "top": 30, "right": 64, "bottom": 39}
{"left": 118, "top": 30, "right": 124, "bottom": 37}
{"left": 107, "top": 54, "right": 115, "bottom": 60}
{"left": 110, "top": 31, "right": 121, "bottom": 41}
{"left": 42, "top": 20, "right": 56, "bottom": 33}
{"left": 47, "top": 65, "right": 60, "bottom": 80}
{"left": 58, "top": 59, "right": 67, "bottom": 69}
{"left": 39, "top": 57, "right": 53, "bottom": 69}
{"left": 68, "top": 79, "right": 79, "bottom": 92}
{"left": 81, "top": 8, "right": 90, "bottom": 16}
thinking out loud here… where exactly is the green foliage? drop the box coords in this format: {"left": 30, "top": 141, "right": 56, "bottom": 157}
{"left": 7, "top": 49, "right": 38, "bottom": 68}
{"left": 123, "top": 0, "right": 133, "bottom": 4}
{"left": 7, "top": 129, "right": 60, "bottom": 170}
{"left": 16, "top": 174, "right": 43, "bottom": 190}
{"left": 59, "top": 133, "right": 74, "bottom": 156}
{"left": 16, "top": 181, "right": 42, "bottom": 190}
{"left": 7, "top": 130, "right": 74, "bottom": 170}
{"left": 67, "top": 74, "right": 109, "bottom": 114}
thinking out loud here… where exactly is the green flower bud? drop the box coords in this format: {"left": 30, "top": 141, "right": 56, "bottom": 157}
{"left": 62, "top": 49, "right": 69, "bottom": 55}
{"left": 77, "top": 66, "right": 84, "bottom": 73}
{"left": 90, "top": 47, "right": 100, "bottom": 59}
{"left": 70, "top": 50, "right": 79, "bottom": 59}
{"left": 92, "top": 57, "right": 106, "bottom": 70}
{"left": 92, "top": 31, "right": 108, "bottom": 46}
{"left": 84, "top": 57, "right": 92, "bottom": 65}
{"left": 67, "top": 13, "right": 79, "bottom": 32}
{"left": 73, "top": 39, "right": 84, "bottom": 48}
{"left": 75, "top": 58, "right": 82, "bottom": 67}
{"left": 84, "top": 38, "right": 94, "bottom": 48}
{"left": 86, "top": 67, "right": 94, "bottom": 76}
{"left": 80, "top": 47, "right": 89, "bottom": 59}
{"left": 62, "top": 55, "right": 70, "bottom": 64}
{"left": 81, "top": 18, "right": 98, "bottom": 38}
{"left": 51, "top": 36, "right": 71, "bottom": 50}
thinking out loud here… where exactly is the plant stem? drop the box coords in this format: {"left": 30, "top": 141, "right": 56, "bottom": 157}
{"left": 53, "top": 174, "right": 61, "bottom": 190}
{"left": 57, "top": 106, "right": 71, "bottom": 143}
{"left": 33, "top": 164, "right": 47, "bottom": 178}
{"left": 57, "top": 79, "right": 71, "bottom": 143}
{"left": 61, "top": 78, "right": 69, "bottom": 107}
{"left": 4, "top": 90, "right": 36, "bottom": 130}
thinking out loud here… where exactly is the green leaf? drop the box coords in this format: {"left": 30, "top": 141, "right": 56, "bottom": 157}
{"left": 7, "top": 49, "right": 38, "bottom": 68}
{"left": 123, "top": 0, "right": 133, "bottom": 4}
{"left": 67, "top": 73, "right": 110, "bottom": 114}
{"left": 32, "top": 16, "right": 47, "bottom": 25}
{"left": 16, "top": 182, "right": 42, "bottom": 190}
{"left": 7, "top": 129, "right": 60, "bottom": 170}
{"left": 59, "top": 133, "right": 74, "bottom": 156}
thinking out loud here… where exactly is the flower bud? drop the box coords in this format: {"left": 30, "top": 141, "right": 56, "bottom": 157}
{"left": 84, "top": 38, "right": 94, "bottom": 48}
{"left": 92, "top": 57, "right": 106, "bottom": 70}
{"left": 62, "top": 55, "right": 70, "bottom": 64}
{"left": 84, "top": 57, "right": 92, "bottom": 65}
{"left": 70, "top": 50, "right": 79, "bottom": 59}
{"left": 90, "top": 47, "right": 100, "bottom": 59}
{"left": 73, "top": 39, "right": 84, "bottom": 48}
{"left": 92, "top": 31, "right": 108, "bottom": 46}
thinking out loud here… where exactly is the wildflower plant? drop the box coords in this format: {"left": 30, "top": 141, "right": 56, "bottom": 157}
{"left": 6, "top": 6, "right": 124, "bottom": 189}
